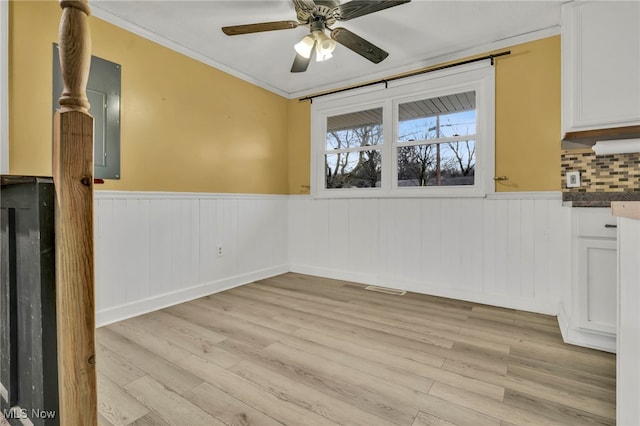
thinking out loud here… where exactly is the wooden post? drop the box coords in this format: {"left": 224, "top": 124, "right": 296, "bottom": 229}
{"left": 53, "top": 1, "right": 97, "bottom": 425}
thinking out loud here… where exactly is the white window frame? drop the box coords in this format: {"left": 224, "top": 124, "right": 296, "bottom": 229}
{"left": 311, "top": 62, "right": 495, "bottom": 198}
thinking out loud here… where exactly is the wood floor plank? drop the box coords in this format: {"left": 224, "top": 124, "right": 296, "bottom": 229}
{"left": 96, "top": 328, "right": 204, "bottom": 395}
{"left": 292, "top": 328, "right": 504, "bottom": 400}
{"left": 502, "top": 375, "right": 615, "bottom": 419}
{"left": 95, "top": 273, "right": 615, "bottom": 426}
{"left": 206, "top": 292, "right": 302, "bottom": 333}
{"left": 428, "top": 382, "right": 560, "bottom": 426}
{"left": 235, "top": 285, "right": 456, "bottom": 350}
{"left": 228, "top": 360, "right": 398, "bottom": 426}
{"left": 279, "top": 310, "right": 510, "bottom": 375}
{"left": 258, "top": 280, "right": 472, "bottom": 322}
{"left": 97, "top": 372, "right": 149, "bottom": 426}
{"left": 506, "top": 363, "right": 615, "bottom": 403}
{"left": 114, "top": 311, "right": 240, "bottom": 368}
{"left": 283, "top": 330, "right": 433, "bottom": 391}
{"left": 96, "top": 343, "right": 146, "bottom": 388}
{"left": 412, "top": 411, "right": 458, "bottom": 426}
{"left": 509, "top": 339, "right": 616, "bottom": 378}
{"left": 107, "top": 321, "right": 192, "bottom": 363}
{"left": 128, "top": 412, "right": 171, "bottom": 426}
{"left": 330, "top": 304, "right": 511, "bottom": 354}
{"left": 275, "top": 312, "right": 450, "bottom": 367}
{"left": 502, "top": 388, "right": 615, "bottom": 426}
{"left": 507, "top": 352, "right": 617, "bottom": 390}
{"left": 167, "top": 300, "right": 283, "bottom": 349}
{"left": 215, "top": 337, "right": 418, "bottom": 425}
{"left": 265, "top": 341, "right": 433, "bottom": 410}
{"left": 183, "top": 382, "right": 283, "bottom": 426}
{"left": 443, "top": 357, "right": 615, "bottom": 418}
{"left": 406, "top": 394, "right": 501, "bottom": 426}
{"left": 125, "top": 376, "right": 224, "bottom": 426}
{"left": 265, "top": 274, "right": 476, "bottom": 316}
{"left": 177, "top": 354, "right": 339, "bottom": 426}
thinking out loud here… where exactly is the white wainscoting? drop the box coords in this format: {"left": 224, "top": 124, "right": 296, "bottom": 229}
{"left": 94, "top": 191, "right": 288, "bottom": 326}
{"left": 288, "top": 192, "right": 571, "bottom": 315}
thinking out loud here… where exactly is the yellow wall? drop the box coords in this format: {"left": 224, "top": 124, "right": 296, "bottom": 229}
{"left": 494, "top": 36, "right": 560, "bottom": 192}
{"left": 287, "top": 99, "right": 311, "bottom": 194}
{"left": 9, "top": 0, "right": 559, "bottom": 194}
{"left": 286, "top": 36, "right": 562, "bottom": 193}
{"left": 9, "top": 1, "right": 289, "bottom": 194}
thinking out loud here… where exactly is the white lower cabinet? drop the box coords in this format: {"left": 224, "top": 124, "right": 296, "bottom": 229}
{"left": 577, "top": 238, "right": 617, "bottom": 335}
{"left": 560, "top": 208, "right": 617, "bottom": 352}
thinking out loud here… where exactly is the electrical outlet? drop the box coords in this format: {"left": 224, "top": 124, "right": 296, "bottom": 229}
{"left": 566, "top": 171, "right": 580, "bottom": 188}
{"left": 216, "top": 245, "right": 224, "bottom": 257}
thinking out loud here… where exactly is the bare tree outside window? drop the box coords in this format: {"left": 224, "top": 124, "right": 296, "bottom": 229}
{"left": 397, "top": 91, "right": 476, "bottom": 186}
{"left": 325, "top": 108, "right": 383, "bottom": 189}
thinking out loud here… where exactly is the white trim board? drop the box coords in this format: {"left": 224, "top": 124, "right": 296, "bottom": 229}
{"left": 95, "top": 190, "right": 289, "bottom": 201}
{"left": 96, "top": 265, "right": 287, "bottom": 327}
{"left": 290, "top": 264, "right": 559, "bottom": 315}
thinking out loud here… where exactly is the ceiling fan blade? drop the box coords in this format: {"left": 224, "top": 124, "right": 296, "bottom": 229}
{"left": 335, "top": 0, "right": 411, "bottom": 21}
{"left": 222, "top": 21, "right": 299, "bottom": 36}
{"left": 291, "top": 43, "right": 315, "bottom": 73}
{"left": 331, "top": 27, "right": 389, "bottom": 63}
{"left": 292, "top": 0, "right": 316, "bottom": 13}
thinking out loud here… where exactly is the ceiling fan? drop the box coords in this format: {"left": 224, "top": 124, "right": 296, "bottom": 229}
{"left": 222, "top": 0, "right": 411, "bottom": 73}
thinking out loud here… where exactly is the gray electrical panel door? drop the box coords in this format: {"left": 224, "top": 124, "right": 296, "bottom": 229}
{"left": 53, "top": 44, "right": 121, "bottom": 180}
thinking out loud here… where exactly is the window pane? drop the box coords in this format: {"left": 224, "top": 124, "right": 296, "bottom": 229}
{"left": 326, "top": 107, "right": 383, "bottom": 150}
{"left": 326, "top": 150, "right": 381, "bottom": 189}
{"left": 397, "top": 141, "right": 475, "bottom": 186}
{"left": 398, "top": 91, "right": 476, "bottom": 142}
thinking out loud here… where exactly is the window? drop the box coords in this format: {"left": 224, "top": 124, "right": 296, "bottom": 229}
{"left": 325, "top": 107, "right": 383, "bottom": 189}
{"left": 312, "top": 62, "right": 494, "bottom": 197}
{"left": 397, "top": 92, "right": 476, "bottom": 187}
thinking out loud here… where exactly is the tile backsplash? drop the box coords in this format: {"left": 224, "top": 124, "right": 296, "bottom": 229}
{"left": 561, "top": 148, "right": 640, "bottom": 193}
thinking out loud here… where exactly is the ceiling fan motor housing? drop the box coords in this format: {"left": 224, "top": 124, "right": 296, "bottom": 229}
{"left": 297, "top": 0, "right": 339, "bottom": 26}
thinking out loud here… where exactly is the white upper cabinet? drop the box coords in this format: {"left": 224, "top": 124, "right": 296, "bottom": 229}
{"left": 562, "top": 1, "right": 640, "bottom": 134}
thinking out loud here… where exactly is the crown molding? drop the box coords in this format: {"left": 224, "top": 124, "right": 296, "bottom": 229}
{"left": 91, "top": 4, "right": 559, "bottom": 100}
{"left": 90, "top": 4, "right": 291, "bottom": 99}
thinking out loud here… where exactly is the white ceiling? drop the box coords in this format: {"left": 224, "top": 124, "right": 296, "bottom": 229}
{"left": 91, "top": 1, "right": 564, "bottom": 98}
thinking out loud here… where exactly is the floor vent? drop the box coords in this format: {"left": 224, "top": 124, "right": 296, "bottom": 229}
{"left": 364, "top": 285, "right": 406, "bottom": 296}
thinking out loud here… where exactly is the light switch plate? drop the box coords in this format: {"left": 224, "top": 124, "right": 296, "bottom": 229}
{"left": 566, "top": 171, "right": 580, "bottom": 188}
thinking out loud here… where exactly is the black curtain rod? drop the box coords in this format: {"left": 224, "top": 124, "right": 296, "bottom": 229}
{"left": 299, "top": 50, "right": 511, "bottom": 103}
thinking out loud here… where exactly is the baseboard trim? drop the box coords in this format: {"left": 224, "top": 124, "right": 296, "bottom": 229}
{"left": 289, "top": 264, "right": 558, "bottom": 316}
{"left": 96, "top": 264, "right": 288, "bottom": 327}
{"left": 557, "top": 302, "right": 570, "bottom": 342}
{"left": 289, "top": 265, "right": 378, "bottom": 287}
{"left": 557, "top": 302, "right": 616, "bottom": 353}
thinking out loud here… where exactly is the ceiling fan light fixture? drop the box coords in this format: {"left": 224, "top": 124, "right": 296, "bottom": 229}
{"left": 314, "top": 30, "right": 336, "bottom": 62}
{"left": 294, "top": 34, "right": 315, "bottom": 58}
{"left": 316, "top": 49, "right": 333, "bottom": 62}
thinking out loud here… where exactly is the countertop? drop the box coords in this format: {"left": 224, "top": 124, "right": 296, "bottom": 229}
{"left": 563, "top": 191, "right": 640, "bottom": 207}
{"left": 612, "top": 201, "right": 640, "bottom": 220}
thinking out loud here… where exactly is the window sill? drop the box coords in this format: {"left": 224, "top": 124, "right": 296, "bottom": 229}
{"left": 313, "top": 188, "right": 488, "bottom": 199}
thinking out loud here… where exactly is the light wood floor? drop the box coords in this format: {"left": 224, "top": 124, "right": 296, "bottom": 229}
{"left": 96, "top": 273, "right": 616, "bottom": 426}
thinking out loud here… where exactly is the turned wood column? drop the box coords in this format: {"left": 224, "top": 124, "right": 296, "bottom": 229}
{"left": 53, "top": 1, "right": 97, "bottom": 425}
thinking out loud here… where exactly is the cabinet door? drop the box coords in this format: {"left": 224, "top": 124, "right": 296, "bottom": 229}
{"left": 577, "top": 238, "right": 617, "bottom": 334}
{"left": 562, "top": 1, "right": 640, "bottom": 132}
